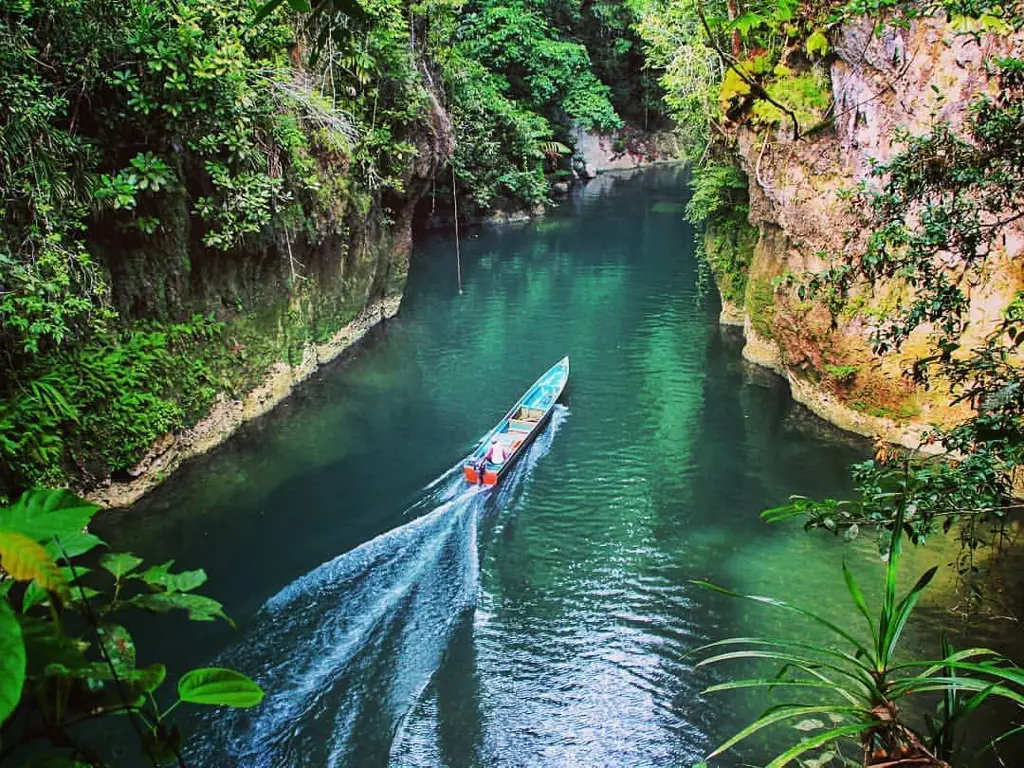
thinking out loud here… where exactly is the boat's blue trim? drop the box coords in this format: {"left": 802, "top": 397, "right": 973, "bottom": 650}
{"left": 464, "top": 357, "right": 569, "bottom": 478}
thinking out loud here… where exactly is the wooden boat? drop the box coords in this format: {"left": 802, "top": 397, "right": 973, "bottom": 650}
{"left": 463, "top": 356, "right": 569, "bottom": 486}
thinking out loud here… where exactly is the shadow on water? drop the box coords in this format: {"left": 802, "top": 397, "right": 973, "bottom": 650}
{"left": 186, "top": 408, "right": 569, "bottom": 767}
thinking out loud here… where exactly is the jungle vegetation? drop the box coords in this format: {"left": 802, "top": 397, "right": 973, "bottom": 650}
{"left": 0, "top": 0, "right": 660, "bottom": 499}
{"left": 2, "top": 0, "right": 1024, "bottom": 764}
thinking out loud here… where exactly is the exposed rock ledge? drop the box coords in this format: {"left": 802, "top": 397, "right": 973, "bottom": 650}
{"left": 87, "top": 296, "right": 401, "bottom": 509}
{"left": 738, "top": 321, "right": 935, "bottom": 451}
{"left": 718, "top": 298, "right": 746, "bottom": 327}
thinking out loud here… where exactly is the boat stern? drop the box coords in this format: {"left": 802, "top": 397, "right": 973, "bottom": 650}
{"left": 463, "top": 462, "right": 499, "bottom": 486}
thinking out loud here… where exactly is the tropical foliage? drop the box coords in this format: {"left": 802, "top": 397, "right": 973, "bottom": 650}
{"left": 696, "top": 511, "right": 1024, "bottom": 766}
{"left": 0, "top": 488, "right": 263, "bottom": 765}
{"left": 0, "top": 0, "right": 654, "bottom": 496}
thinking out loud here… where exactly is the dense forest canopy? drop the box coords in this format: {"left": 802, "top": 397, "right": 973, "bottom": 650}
{"left": 0, "top": 0, "right": 661, "bottom": 498}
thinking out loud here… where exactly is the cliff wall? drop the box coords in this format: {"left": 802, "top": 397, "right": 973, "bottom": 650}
{"left": 85, "top": 79, "right": 454, "bottom": 508}
{"left": 722, "top": 16, "right": 1024, "bottom": 447}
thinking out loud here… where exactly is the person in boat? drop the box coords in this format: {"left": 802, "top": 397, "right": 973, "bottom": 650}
{"left": 486, "top": 437, "right": 507, "bottom": 465}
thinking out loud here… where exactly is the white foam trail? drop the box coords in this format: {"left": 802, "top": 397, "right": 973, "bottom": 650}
{"left": 188, "top": 406, "right": 568, "bottom": 767}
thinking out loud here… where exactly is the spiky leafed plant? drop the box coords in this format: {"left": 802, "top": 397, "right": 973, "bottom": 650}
{"left": 693, "top": 508, "right": 1024, "bottom": 767}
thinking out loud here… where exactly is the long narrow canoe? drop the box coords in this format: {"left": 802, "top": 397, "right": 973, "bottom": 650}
{"left": 463, "top": 356, "right": 569, "bottom": 486}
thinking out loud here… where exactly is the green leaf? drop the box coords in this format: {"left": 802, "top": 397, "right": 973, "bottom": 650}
{"left": 22, "top": 581, "right": 49, "bottom": 612}
{"left": 0, "top": 490, "right": 98, "bottom": 543}
{"left": 0, "top": 529, "right": 68, "bottom": 598}
{"left": 881, "top": 565, "right": 937, "bottom": 665}
{"left": 130, "top": 592, "right": 231, "bottom": 624}
{"left": 252, "top": 0, "right": 286, "bottom": 24}
{"left": 841, "top": 562, "right": 877, "bottom": 654}
{"left": 177, "top": 668, "right": 264, "bottom": 708}
{"left": 45, "top": 531, "right": 104, "bottom": 561}
{"left": 100, "top": 552, "right": 144, "bottom": 579}
{"left": 766, "top": 723, "right": 870, "bottom": 767}
{"left": 97, "top": 624, "right": 135, "bottom": 671}
{"left": 806, "top": 30, "right": 829, "bottom": 57}
{"left": 0, "top": 600, "right": 26, "bottom": 726}
{"left": 731, "top": 12, "right": 768, "bottom": 37}
{"left": 139, "top": 560, "right": 208, "bottom": 592}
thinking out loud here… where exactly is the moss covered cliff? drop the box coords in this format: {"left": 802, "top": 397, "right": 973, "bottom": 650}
{"left": 713, "top": 16, "right": 1023, "bottom": 446}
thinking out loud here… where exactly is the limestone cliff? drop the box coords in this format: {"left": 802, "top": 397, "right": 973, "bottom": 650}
{"left": 722, "top": 16, "right": 1024, "bottom": 447}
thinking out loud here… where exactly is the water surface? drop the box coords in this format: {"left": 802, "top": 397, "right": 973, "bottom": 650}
{"left": 98, "top": 166, "right": 1020, "bottom": 766}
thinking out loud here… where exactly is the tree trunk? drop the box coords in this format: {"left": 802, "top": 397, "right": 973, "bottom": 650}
{"left": 727, "top": 0, "right": 742, "bottom": 59}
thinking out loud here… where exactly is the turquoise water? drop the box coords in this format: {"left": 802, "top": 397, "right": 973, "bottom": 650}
{"left": 97, "top": 166, "right": 1020, "bottom": 766}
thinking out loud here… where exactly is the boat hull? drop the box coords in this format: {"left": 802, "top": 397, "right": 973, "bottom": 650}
{"left": 462, "top": 357, "right": 568, "bottom": 487}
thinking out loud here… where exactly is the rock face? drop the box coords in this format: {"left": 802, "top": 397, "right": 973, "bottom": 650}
{"left": 573, "top": 124, "right": 681, "bottom": 175}
{"left": 90, "top": 297, "right": 401, "bottom": 508}
{"left": 723, "top": 16, "right": 1024, "bottom": 446}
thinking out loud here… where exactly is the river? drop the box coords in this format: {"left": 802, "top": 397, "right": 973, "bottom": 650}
{"left": 95, "top": 165, "right": 1021, "bottom": 767}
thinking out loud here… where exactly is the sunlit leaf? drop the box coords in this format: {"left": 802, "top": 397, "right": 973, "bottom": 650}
{"left": 178, "top": 667, "right": 264, "bottom": 708}
{"left": 0, "top": 530, "right": 68, "bottom": 598}
{"left": 806, "top": 30, "right": 829, "bottom": 58}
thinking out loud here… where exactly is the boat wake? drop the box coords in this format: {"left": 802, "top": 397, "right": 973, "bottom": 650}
{"left": 187, "top": 407, "right": 568, "bottom": 767}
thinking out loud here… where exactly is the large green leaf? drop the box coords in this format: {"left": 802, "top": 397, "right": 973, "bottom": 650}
{"left": 0, "top": 600, "right": 26, "bottom": 726}
{"left": 45, "top": 531, "right": 104, "bottom": 561}
{"left": 99, "top": 552, "right": 143, "bottom": 579}
{"left": 805, "top": 29, "right": 829, "bottom": 58}
{"left": 881, "top": 565, "right": 937, "bottom": 665}
{"left": 0, "top": 490, "right": 98, "bottom": 543}
{"left": 177, "top": 668, "right": 264, "bottom": 708}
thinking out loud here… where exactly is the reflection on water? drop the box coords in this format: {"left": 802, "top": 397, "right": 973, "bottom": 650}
{"left": 187, "top": 412, "right": 568, "bottom": 766}
{"left": 98, "top": 166, "right": 1023, "bottom": 767}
